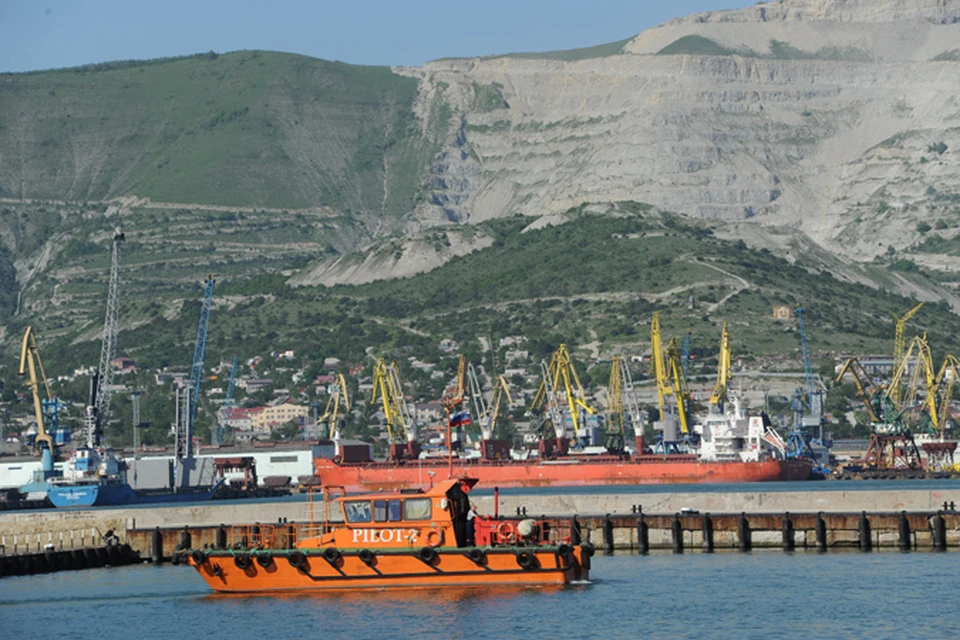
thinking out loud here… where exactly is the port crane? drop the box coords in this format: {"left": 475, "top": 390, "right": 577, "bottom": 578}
{"left": 371, "top": 359, "right": 418, "bottom": 459}
{"left": 176, "top": 275, "right": 214, "bottom": 461}
{"left": 467, "top": 363, "right": 514, "bottom": 459}
{"left": 320, "top": 373, "right": 351, "bottom": 441}
{"left": 530, "top": 344, "right": 596, "bottom": 453}
{"left": 18, "top": 326, "right": 57, "bottom": 457}
{"left": 606, "top": 355, "right": 642, "bottom": 454}
{"left": 442, "top": 355, "right": 469, "bottom": 450}
{"left": 650, "top": 314, "right": 694, "bottom": 449}
{"left": 836, "top": 357, "right": 921, "bottom": 470}
{"left": 890, "top": 302, "right": 923, "bottom": 404}
{"left": 708, "top": 322, "right": 731, "bottom": 411}
{"left": 87, "top": 228, "right": 124, "bottom": 447}
{"left": 785, "top": 306, "right": 829, "bottom": 476}
{"left": 214, "top": 354, "right": 239, "bottom": 445}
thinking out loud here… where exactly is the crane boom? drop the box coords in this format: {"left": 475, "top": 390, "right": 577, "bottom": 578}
{"left": 836, "top": 358, "right": 881, "bottom": 423}
{"left": 321, "top": 373, "right": 351, "bottom": 441}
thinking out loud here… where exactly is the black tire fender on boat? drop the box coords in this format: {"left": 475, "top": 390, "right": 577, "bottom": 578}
{"left": 234, "top": 554, "right": 251, "bottom": 570}
{"left": 191, "top": 550, "right": 206, "bottom": 566}
{"left": 358, "top": 548, "right": 376, "bottom": 565}
{"left": 579, "top": 543, "right": 594, "bottom": 570}
{"left": 466, "top": 548, "right": 486, "bottom": 563}
{"left": 322, "top": 547, "right": 341, "bottom": 564}
{"left": 288, "top": 551, "right": 307, "bottom": 570}
{"left": 516, "top": 550, "right": 538, "bottom": 570}
{"left": 418, "top": 546, "right": 438, "bottom": 564}
{"left": 557, "top": 544, "right": 573, "bottom": 567}
{"left": 255, "top": 553, "right": 274, "bottom": 569}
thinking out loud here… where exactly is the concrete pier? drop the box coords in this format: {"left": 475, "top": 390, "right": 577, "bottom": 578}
{"left": 2, "top": 488, "right": 959, "bottom": 559}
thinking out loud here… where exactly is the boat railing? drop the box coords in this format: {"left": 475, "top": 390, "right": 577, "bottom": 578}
{"left": 227, "top": 522, "right": 345, "bottom": 550}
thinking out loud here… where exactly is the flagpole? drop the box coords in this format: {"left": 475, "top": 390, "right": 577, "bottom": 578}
{"left": 446, "top": 408, "right": 453, "bottom": 478}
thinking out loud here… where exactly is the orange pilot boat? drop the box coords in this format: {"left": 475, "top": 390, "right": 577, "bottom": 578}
{"left": 184, "top": 477, "right": 593, "bottom": 592}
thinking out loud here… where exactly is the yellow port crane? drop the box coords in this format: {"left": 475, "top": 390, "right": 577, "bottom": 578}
{"left": 935, "top": 355, "right": 960, "bottom": 438}
{"left": 650, "top": 313, "right": 692, "bottom": 436}
{"left": 320, "top": 373, "right": 350, "bottom": 441}
{"left": 371, "top": 359, "right": 416, "bottom": 451}
{"left": 470, "top": 370, "right": 513, "bottom": 442}
{"left": 886, "top": 334, "right": 938, "bottom": 433}
{"left": 890, "top": 302, "right": 924, "bottom": 404}
{"left": 709, "top": 322, "right": 732, "bottom": 410}
{"left": 531, "top": 344, "right": 596, "bottom": 441}
{"left": 18, "top": 326, "right": 56, "bottom": 456}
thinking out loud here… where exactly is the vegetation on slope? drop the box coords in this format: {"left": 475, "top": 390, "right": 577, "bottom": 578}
{"left": 0, "top": 51, "right": 442, "bottom": 213}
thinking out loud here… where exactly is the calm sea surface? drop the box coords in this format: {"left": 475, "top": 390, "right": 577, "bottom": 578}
{"left": 1, "top": 550, "right": 957, "bottom": 639}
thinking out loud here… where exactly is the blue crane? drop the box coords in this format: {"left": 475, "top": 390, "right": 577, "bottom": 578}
{"left": 188, "top": 276, "right": 215, "bottom": 426}
{"left": 786, "top": 306, "right": 829, "bottom": 477}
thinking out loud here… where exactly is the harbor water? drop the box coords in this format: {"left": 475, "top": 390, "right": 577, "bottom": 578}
{"left": 1, "top": 550, "right": 956, "bottom": 639}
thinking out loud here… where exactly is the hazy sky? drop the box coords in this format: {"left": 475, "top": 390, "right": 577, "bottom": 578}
{"left": 0, "top": 1, "right": 759, "bottom": 73}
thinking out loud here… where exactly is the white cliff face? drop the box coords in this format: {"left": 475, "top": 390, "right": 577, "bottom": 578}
{"left": 671, "top": 0, "right": 960, "bottom": 24}
{"left": 399, "top": 0, "right": 960, "bottom": 264}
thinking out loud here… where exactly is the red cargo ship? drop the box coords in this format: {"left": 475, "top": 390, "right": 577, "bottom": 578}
{"left": 314, "top": 454, "right": 813, "bottom": 493}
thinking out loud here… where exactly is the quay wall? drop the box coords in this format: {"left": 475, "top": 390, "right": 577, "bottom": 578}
{"left": 2, "top": 488, "right": 959, "bottom": 545}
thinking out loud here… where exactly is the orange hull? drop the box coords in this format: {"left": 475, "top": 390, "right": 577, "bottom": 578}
{"left": 314, "top": 456, "right": 813, "bottom": 493}
{"left": 188, "top": 546, "right": 588, "bottom": 592}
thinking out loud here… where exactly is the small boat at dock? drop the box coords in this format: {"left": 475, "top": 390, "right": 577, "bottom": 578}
{"left": 182, "top": 477, "right": 593, "bottom": 592}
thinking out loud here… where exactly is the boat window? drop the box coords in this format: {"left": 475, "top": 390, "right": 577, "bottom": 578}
{"left": 344, "top": 500, "right": 372, "bottom": 523}
{"left": 404, "top": 497, "right": 431, "bottom": 521}
{"left": 373, "top": 499, "right": 387, "bottom": 522}
{"left": 388, "top": 499, "right": 402, "bottom": 521}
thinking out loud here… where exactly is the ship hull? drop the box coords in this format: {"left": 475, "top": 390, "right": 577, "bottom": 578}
{"left": 314, "top": 456, "right": 813, "bottom": 493}
{"left": 188, "top": 546, "right": 587, "bottom": 592}
{"left": 47, "top": 482, "right": 220, "bottom": 508}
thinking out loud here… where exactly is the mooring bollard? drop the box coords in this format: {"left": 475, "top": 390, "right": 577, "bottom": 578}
{"left": 637, "top": 514, "right": 649, "bottom": 555}
{"left": 932, "top": 512, "right": 947, "bottom": 551}
{"left": 816, "top": 512, "right": 827, "bottom": 552}
{"left": 781, "top": 513, "right": 795, "bottom": 552}
{"left": 738, "top": 513, "right": 751, "bottom": 552}
{"left": 702, "top": 513, "right": 714, "bottom": 553}
{"left": 151, "top": 527, "right": 164, "bottom": 564}
{"left": 898, "top": 511, "right": 911, "bottom": 551}
{"left": 603, "top": 515, "right": 614, "bottom": 556}
{"left": 859, "top": 511, "right": 872, "bottom": 552}
{"left": 671, "top": 514, "right": 683, "bottom": 553}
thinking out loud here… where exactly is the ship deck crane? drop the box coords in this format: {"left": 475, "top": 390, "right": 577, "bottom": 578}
{"left": 320, "top": 373, "right": 351, "bottom": 441}
{"left": 371, "top": 359, "right": 417, "bottom": 459}
{"left": 18, "top": 326, "right": 56, "bottom": 456}
{"left": 530, "top": 344, "right": 596, "bottom": 451}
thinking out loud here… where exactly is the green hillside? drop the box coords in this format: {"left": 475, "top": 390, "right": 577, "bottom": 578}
{"left": 0, "top": 51, "right": 444, "bottom": 212}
